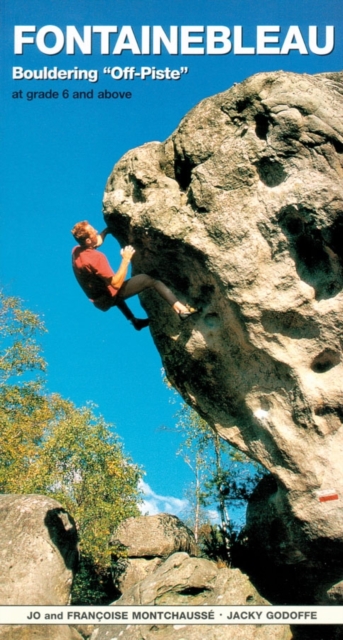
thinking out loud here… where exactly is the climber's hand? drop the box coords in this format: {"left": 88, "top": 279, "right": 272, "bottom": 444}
{"left": 121, "top": 245, "right": 135, "bottom": 262}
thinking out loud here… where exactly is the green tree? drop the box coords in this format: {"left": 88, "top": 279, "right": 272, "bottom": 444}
{"left": 0, "top": 292, "right": 143, "bottom": 602}
{"left": 0, "top": 291, "right": 48, "bottom": 490}
{"left": 164, "top": 386, "right": 264, "bottom": 562}
{"left": 171, "top": 404, "right": 213, "bottom": 541}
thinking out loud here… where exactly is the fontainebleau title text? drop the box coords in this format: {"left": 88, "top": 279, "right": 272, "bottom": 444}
{"left": 14, "top": 25, "right": 334, "bottom": 56}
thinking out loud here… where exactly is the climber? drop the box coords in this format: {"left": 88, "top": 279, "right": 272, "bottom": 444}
{"left": 71, "top": 221, "right": 198, "bottom": 330}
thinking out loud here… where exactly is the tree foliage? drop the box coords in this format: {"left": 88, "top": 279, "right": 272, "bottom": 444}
{"left": 164, "top": 382, "right": 265, "bottom": 561}
{"left": 0, "top": 291, "right": 47, "bottom": 381}
{"left": 0, "top": 292, "right": 143, "bottom": 602}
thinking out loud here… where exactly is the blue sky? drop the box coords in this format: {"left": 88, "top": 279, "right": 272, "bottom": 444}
{"left": 1, "top": 0, "right": 342, "bottom": 517}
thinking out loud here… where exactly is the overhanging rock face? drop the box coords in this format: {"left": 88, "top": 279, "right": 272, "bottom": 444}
{"left": 103, "top": 71, "right": 343, "bottom": 575}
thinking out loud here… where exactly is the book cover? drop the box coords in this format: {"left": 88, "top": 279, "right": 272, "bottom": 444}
{"left": 1, "top": 0, "right": 343, "bottom": 638}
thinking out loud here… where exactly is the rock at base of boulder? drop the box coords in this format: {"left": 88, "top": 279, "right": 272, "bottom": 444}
{"left": 112, "top": 514, "right": 199, "bottom": 558}
{"left": 118, "top": 557, "right": 163, "bottom": 593}
{"left": 92, "top": 623, "right": 292, "bottom": 640}
{"left": 0, "top": 625, "right": 83, "bottom": 640}
{"left": 90, "top": 552, "right": 292, "bottom": 640}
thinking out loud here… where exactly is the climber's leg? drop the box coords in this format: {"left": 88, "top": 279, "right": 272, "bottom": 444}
{"left": 115, "top": 274, "right": 199, "bottom": 326}
{"left": 117, "top": 274, "right": 178, "bottom": 306}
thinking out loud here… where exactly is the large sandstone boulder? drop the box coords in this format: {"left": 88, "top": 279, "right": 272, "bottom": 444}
{"left": 0, "top": 494, "right": 80, "bottom": 640}
{"left": 112, "top": 513, "right": 198, "bottom": 557}
{"left": 112, "top": 514, "right": 198, "bottom": 593}
{"left": 90, "top": 552, "right": 291, "bottom": 640}
{"left": 0, "top": 494, "right": 78, "bottom": 605}
{"left": 103, "top": 70, "right": 343, "bottom": 598}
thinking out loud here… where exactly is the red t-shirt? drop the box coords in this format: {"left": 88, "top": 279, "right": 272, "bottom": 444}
{"left": 72, "top": 246, "right": 119, "bottom": 311}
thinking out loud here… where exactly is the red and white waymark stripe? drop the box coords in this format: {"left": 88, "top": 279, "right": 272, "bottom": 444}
{"left": 316, "top": 489, "right": 339, "bottom": 503}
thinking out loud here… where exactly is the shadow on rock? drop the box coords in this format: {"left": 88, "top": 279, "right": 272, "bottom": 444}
{"left": 44, "top": 508, "right": 79, "bottom": 572}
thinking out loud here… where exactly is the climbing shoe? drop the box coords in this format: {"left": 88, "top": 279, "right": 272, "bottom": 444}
{"left": 131, "top": 318, "right": 150, "bottom": 331}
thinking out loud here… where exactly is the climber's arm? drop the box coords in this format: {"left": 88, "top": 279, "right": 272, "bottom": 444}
{"left": 103, "top": 246, "right": 135, "bottom": 289}
{"left": 95, "top": 228, "right": 110, "bottom": 247}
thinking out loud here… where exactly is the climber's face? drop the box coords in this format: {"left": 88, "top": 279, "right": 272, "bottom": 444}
{"left": 84, "top": 225, "right": 99, "bottom": 248}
